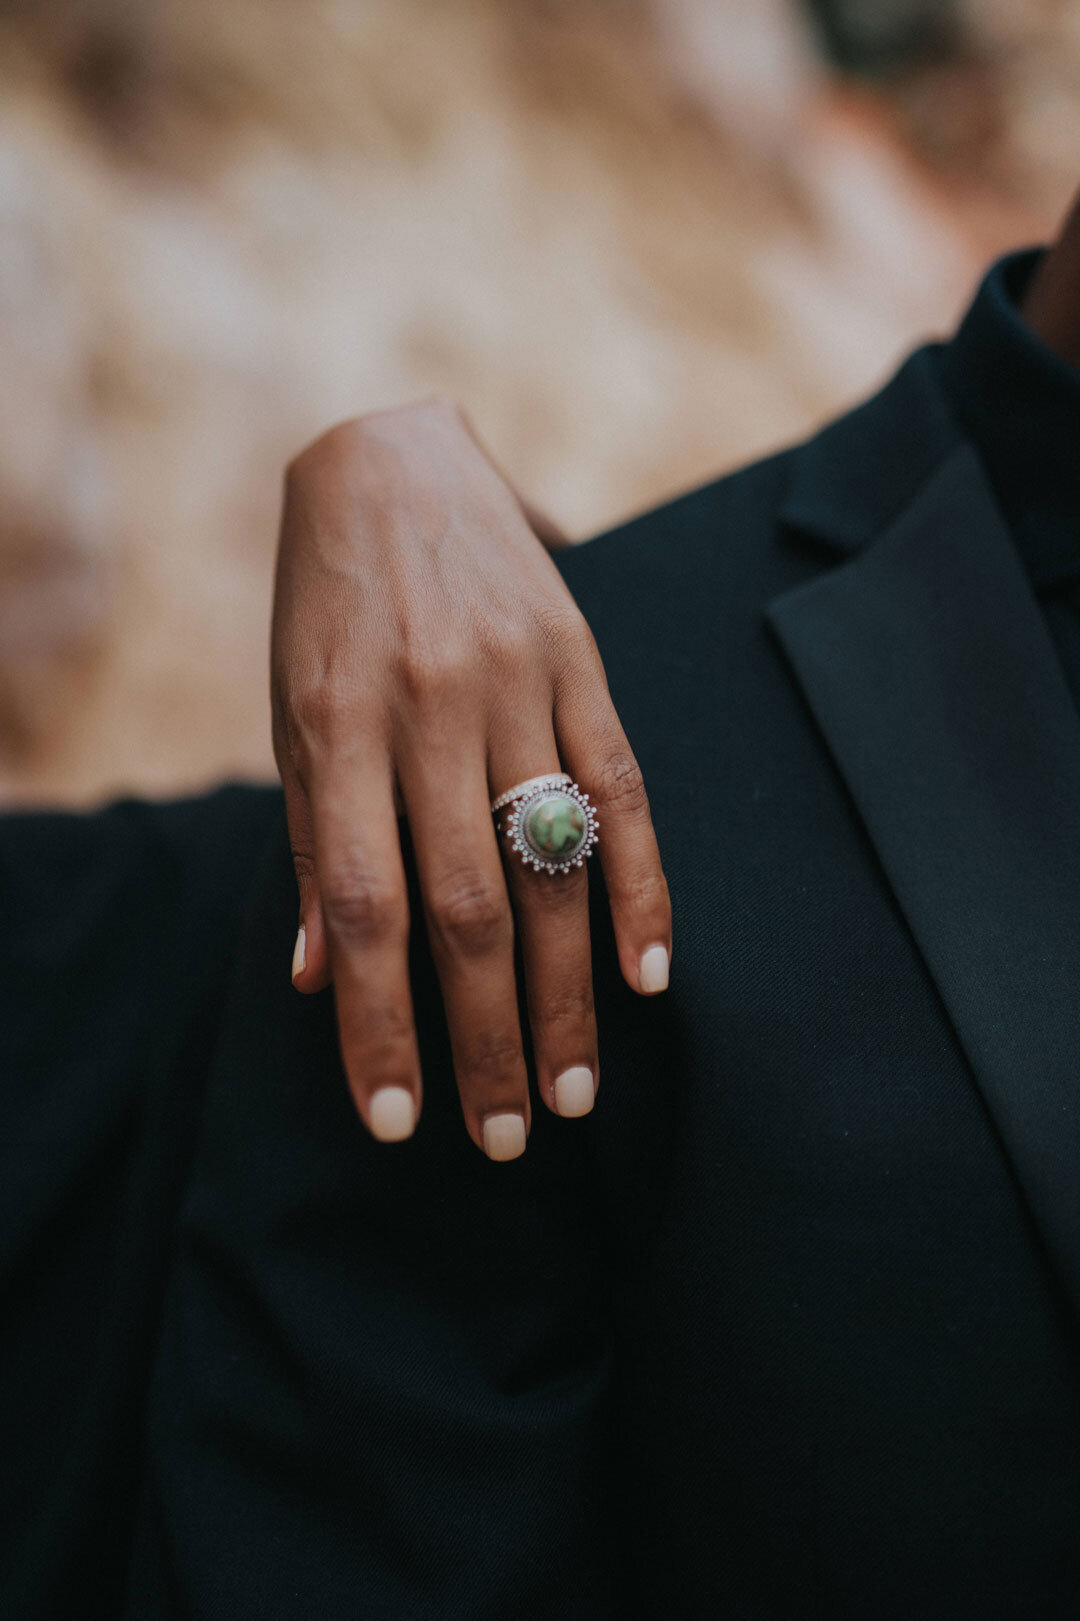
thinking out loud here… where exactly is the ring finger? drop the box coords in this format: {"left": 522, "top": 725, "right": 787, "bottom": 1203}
{"left": 401, "top": 728, "right": 532, "bottom": 1161}
{"left": 490, "top": 724, "right": 599, "bottom": 1120}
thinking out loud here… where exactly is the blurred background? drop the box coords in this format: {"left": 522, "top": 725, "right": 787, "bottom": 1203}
{"left": 2, "top": 0, "right": 1079, "bottom": 806}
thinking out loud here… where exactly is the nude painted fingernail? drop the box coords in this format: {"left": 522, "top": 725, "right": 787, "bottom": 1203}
{"left": 369, "top": 1086, "right": 417, "bottom": 1142}
{"left": 482, "top": 1113, "right": 527, "bottom": 1161}
{"left": 291, "top": 925, "right": 306, "bottom": 983}
{"left": 639, "top": 944, "right": 670, "bottom": 995}
{"left": 554, "top": 1066, "right": 595, "bottom": 1118}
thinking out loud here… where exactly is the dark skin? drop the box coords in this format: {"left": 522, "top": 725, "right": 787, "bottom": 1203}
{"left": 272, "top": 401, "right": 672, "bottom": 1161}
{"left": 272, "top": 190, "right": 1080, "bottom": 1163}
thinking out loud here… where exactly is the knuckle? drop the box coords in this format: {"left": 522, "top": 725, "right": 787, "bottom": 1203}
{"left": 339, "top": 1005, "right": 416, "bottom": 1083}
{"left": 322, "top": 870, "right": 405, "bottom": 949}
{"left": 615, "top": 865, "right": 671, "bottom": 916}
{"left": 394, "top": 640, "right": 472, "bottom": 709}
{"left": 429, "top": 874, "right": 510, "bottom": 957}
{"left": 291, "top": 848, "right": 317, "bottom": 887}
{"left": 348, "top": 998, "right": 414, "bottom": 1057}
{"left": 535, "top": 976, "right": 595, "bottom": 1029}
{"left": 593, "top": 748, "right": 649, "bottom": 816}
{"left": 537, "top": 601, "right": 593, "bottom": 659}
{"left": 533, "top": 594, "right": 584, "bottom": 639}
{"left": 291, "top": 681, "right": 349, "bottom": 744}
{"left": 565, "top": 613, "right": 600, "bottom": 663}
{"left": 460, "top": 1028, "right": 525, "bottom": 1081}
{"left": 482, "top": 617, "right": 536, "bottom": 675}
{"left": 288, "top": 688, "right": 377, "bottom": 779}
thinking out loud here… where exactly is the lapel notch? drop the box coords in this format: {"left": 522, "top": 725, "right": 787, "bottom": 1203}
{"left": 769, "top": 443, "right": 1080, "bottom": 1317}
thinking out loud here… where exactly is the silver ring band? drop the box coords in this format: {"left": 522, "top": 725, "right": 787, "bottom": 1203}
{"left": 490, "top": 772, "right": 571, "bottom": 814}
{"left": 491, "top": 773, "right": 599, "bottom": 875}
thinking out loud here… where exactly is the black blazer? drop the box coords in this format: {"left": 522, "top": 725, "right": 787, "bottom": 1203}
{"left": 3, "top": 347, "right": 1079, "bottom": 1619}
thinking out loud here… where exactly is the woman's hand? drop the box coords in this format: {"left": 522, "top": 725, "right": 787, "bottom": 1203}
{"left": 271, "top": 399, "right": 671, "bottom": 1159}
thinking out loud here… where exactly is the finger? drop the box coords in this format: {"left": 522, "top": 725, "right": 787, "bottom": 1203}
{"left": 306, "top": 746, "right": 422, "bottom": 1143}
{"left": 279, "top": 762, "right": 331, "bottom": 993}
{"left": 491, "top": 728, "right": 599, "bottom": 1121}
{"left": 400, "top": 730, "right": 530, "bottom": 1161}
{"left": 555, "top": 639, "right": 672, "bottom": 997}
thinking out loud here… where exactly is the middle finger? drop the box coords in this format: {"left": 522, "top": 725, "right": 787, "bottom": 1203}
{"left": 400, "top": 730, "right": 531, "bottom": 1161}
{"left": 490, "top": 723, "right": 599, "bottom": 1121}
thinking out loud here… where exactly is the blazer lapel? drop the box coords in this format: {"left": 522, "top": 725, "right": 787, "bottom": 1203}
{"left": 769, "top": 442, "right": 1080, "bottom": 1318}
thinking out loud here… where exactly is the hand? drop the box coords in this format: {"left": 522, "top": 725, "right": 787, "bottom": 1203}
{"left": 271, "top": 399, "right": 671, "bottom": 1158}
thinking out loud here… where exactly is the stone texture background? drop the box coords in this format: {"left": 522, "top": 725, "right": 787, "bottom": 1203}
{"left": 1, "top": 0, "right": 1079, "bottom": 804}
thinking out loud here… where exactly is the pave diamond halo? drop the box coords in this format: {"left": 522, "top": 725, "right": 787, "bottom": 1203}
{"left": 491, "top": 776, "right": 599, "bottom": 875}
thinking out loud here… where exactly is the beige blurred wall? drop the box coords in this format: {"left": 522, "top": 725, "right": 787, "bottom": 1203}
{"left": 1, "top": 0, "right": 1078, "bottom": 806}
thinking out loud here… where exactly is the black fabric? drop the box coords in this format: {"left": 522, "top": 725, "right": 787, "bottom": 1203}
{"left": 937, "top": 249, "right": 1080, "bottom": 723}
{"left": 122, "top": 825, "right": 615, "bottom": 1621}
{"left": 771, "top": 446, "right": 1080, "bottom": 1315}
{"left": 939, "top": 249, "right": 1080, "bottom": 592}
{"left": 0, "top": 790, "right": 283, "bottom": 1617}
{"left": 4, "top": 266, "right": 1080, "bottom": 1617}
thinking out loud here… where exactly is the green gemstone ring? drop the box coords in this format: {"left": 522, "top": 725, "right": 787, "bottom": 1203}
{"left": 491, "top": 773, "right": 599, "bottom": 875}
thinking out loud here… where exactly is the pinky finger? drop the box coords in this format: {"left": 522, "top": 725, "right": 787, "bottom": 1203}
{"left": 555, "top": 694, "right": 672, "bottom": 998}
{"left": 281, "top": 766, "right": 332, "bottom": 993}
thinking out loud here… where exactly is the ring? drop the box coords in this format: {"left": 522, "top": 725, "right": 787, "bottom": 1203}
{"left": 491, "top": 773, "right": 599, "bottom": 875}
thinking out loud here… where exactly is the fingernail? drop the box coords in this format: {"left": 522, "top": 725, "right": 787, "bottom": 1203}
{"left": 639, "top": 944, "right": 670, "bottom": 995}
{"left": 482, "top": 1113, "right": 527, "bottom": 1161}
{"left": 369, "top": 1086, "right": 417, "bottom": 1142}
{"left": 291, "top": 925, "right": 306, "bottom": 983}
{"left": 554, "top": 1066, "right": 595, "bottom": 1118}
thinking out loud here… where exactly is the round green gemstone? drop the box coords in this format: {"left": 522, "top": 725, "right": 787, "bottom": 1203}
{"left": 523, "top": 793, "right": 586, "bottom": 860}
